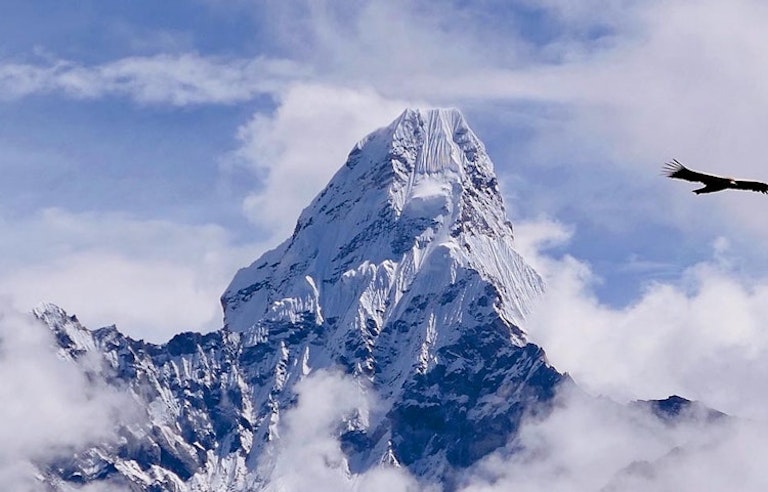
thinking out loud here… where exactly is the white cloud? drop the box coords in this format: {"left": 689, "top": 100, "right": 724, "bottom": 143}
{"left": 240, "top": 203, "right": 768, "bottom": 490}
{"left": 517, "top": 216, "right": 768, "bottom": 420}
{"left": 6, "top": 3, "right": 768, "bottom": 487}
{"left": 264, "top": 1, "right": 531, "bottom": 85}
{"left": 6, "top": 2, "right": 768, "bottom": 244}
{"left": 265, "top": 370, "right": 420, "bottom": 492}
{"left": 0, "top": 303, "right": 131, "bottom": 491}
{"left": 264, "top": 370, "right": 367, "bottom": 490}
{"left": 246, "top": 0, "right": 768, "bottom": 241}
{"left": 4, "top": 252, "right": 222, "bottom": 342}
{"left": 486, "top": 2, "right": 768, "bottom": 239}
{"left": 0, "top": 208, "right": 267, "bottom": 342}
{"left": 258, "top": 343, "right": 768, "bottom": 492}
{"left": 459, "top": 212, "right": 768, "bottom": 492}
{"left": 512, "top": 216, "right": 574, "bottom": 274}
{"left": 229, "top": 84, "right": 417, "bottom": 237}
{"left": 0, "top": 53, "right": 306, "bottom": 105}
{"left": 461, "top": 385, "right": 768, "bottom": 492}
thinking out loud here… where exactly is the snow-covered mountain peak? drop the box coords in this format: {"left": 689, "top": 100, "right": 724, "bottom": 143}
{"left": 222, "top": 107, "right": 542, "bottom": 348}
{"left": 388, "top": 107, "right": 478, "bottom": 175}
{"left": 32, "top": 301, "right": 97, "bottom": 355}
{"left": 35, "top": 110, "right": 569, "bottom": 490}
{"left": 347, "top": 107, "right": 495, "bottom": 218}
{"left": 32, "top": 301, "right": 67, "bottom": 320}
{"left": 33, "top": 109, "right": 723, "bottom": 492}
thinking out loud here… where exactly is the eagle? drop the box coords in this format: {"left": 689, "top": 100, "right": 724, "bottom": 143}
{"left": 663, "top": 159, "right": 768, "bottom": 195}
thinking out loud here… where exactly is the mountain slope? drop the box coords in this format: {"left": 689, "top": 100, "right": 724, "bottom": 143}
{"left": 36, "top": 108, "right": 566, "bottom": 490}
{"left": 220, "top": 108, "right": 560, "bottom": 479}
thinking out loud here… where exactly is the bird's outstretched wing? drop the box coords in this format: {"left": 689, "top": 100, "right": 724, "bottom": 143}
{"left": 663, "top": 159, "right": 768, "bottom": 195}
{"left": 733, "top": 179, "right": 768, "bottom": 194}
{"left": 662, "top": 159, "right": 729, "bottom": 185}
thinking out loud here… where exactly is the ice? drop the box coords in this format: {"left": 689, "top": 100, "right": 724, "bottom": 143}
{"left": 222, "top": 108, "right": 542, "bottom": 342}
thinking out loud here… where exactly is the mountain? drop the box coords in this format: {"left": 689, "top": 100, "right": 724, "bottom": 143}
{"left": 35, "top": 108, "right": 567, "bottom": 490}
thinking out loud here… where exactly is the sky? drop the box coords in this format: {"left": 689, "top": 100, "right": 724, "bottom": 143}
{"left": 3, "top": 0, "right": 768, "bottom": 342}
{"left": 4, "top": 0, "right": 768, "bottom": 396}
{"left": 4, "top": 0, "right": 768, "bottom": 488}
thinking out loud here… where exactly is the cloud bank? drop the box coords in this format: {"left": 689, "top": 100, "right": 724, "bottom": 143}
{"left": 461, "top": 386, "right": 768, "bottom": 492}
{"left": 259, "top": 368, "right": 768, "bottom": 492}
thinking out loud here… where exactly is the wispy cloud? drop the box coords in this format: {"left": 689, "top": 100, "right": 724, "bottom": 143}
{"left": 0, "top": 53, "right": 306, "bottom": 105}
{"left": 253, "top": 362, "right": 768, "bottom": 492}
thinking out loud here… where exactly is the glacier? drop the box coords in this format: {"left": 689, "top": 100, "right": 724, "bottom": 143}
{"left": 34, "top": 108, "right": 568, "bottom": 490}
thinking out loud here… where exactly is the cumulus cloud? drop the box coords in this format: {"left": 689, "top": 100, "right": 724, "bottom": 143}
{"left": 0, "top": 303, "right": 131, "bottom": 490}
{"left": 187, "top": 0, "right": 768, "bottom": 292}
{"left": 517, "top": 216, "right": 768, "bottom": 420}
{"left": 0, "top": 208, "right": 267, "bottom": 342}
{"left": 228, "top": 84, "right": 417, "bottom": 237}
{"left": 264, "top": 370, "right": 420, "bottom": 492}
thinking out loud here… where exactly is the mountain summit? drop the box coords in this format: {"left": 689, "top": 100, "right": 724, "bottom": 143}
{"left": 223, "top": 108, "right": 543, "bottom": 342}
{"left": 36, "top": 108, "right": 565, "bottom": 490}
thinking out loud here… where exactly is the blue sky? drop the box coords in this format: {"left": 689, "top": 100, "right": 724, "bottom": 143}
{"left": 4, "top": 1, "right": 768, "bottom": 415}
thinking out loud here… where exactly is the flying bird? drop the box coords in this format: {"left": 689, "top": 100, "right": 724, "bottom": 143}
{"left": 663, "top": 159, "right": 768, "bottom": 195}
